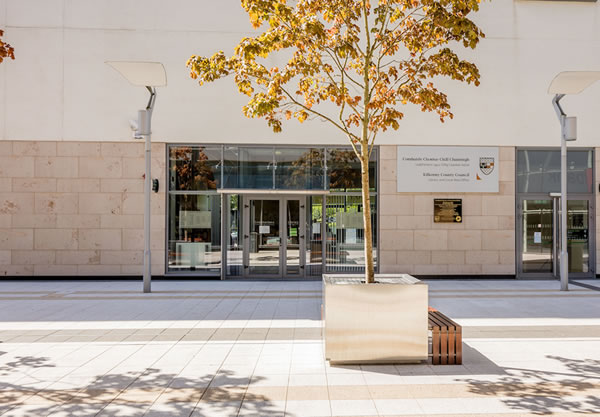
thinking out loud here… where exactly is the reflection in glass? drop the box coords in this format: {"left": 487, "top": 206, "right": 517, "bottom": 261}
{"left": 325, "top": 195, "right": 377, "bottom": 272}
{"left": 226, "top": 194, "right": 243, "bottom": 276}
{"left": 521, "top": 200, "right": 553, "bottom": 273}
{"left": 276, "top": 148, "right": 324, "bottom": 189}
{"left": 169, "top": 146, "right": 221, "bottom": 191}
{"left": 306, "top": 196, "right": 323, "bottom": 276}
{"left": 168, "top": 194, "right": 221, "bottom": 273}
{"left": 516, "top": 150, "right": 593, "bottom": 194}
{"left": 567, "top": 200, "right": 589, "bottom": 273}
{"left": 249, "top": 200, "right": 280, "bottom": 275}
{"left": 327, "top": 149, "right": 376, "bottom": 191}
{"left": 224, "top": 147, "right": 274, "bottom": 189}
{"left": 286, "top": 199, "right": 301, "bottom": 275}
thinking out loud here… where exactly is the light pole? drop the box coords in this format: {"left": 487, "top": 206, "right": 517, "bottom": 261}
{"left": 548, "top": 71, "right": 600, "bottom": 291}
{"left": 106, "top": 61, "right": 167, "bottom": 293}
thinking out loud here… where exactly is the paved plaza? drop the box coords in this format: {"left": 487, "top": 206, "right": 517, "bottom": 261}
{"left": 0, "top": 279, "right": 599, "bottom": 416}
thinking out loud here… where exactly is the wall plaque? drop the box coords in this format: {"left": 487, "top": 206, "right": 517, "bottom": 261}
{"left": 397, "top": 146, "right": 499, "bottom": 193}
{"left": 434, "top": 199, "right": 462, "bottom": 223}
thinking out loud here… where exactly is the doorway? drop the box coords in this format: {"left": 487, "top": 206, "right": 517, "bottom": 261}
{"left": 242, "top": 196, "right": 306, "bottom": 278}
{"left": 517, "top": 195, "right": 595, "bottom": 278}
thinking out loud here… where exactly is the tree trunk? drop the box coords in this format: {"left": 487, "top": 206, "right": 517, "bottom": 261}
{"left": 360, "top": 143, "right": 375, "bottom": 284}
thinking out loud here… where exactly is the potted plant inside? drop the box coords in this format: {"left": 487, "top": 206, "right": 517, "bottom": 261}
{"left": 187, "top": 0, "right": 484, "bottom": 363}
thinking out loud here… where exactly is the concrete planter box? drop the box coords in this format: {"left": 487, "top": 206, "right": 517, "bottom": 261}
{"left": 323, "top": 274, "right": 428, "bottom": 364}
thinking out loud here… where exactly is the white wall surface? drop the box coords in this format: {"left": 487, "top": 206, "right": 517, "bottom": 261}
{"left": 1, "top": 0, "right": 600, "bottom": 146}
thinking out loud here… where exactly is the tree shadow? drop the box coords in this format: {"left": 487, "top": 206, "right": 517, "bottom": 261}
{"left": 0, "top": 356, "right": 285, "bottom": 416}
{"left": 461, "top": 355, "right": 600, "bottom": 415}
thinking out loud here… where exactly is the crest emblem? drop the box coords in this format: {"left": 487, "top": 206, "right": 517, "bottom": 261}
{"left": 479, "top": 157, "right": 495, "bottom": 175}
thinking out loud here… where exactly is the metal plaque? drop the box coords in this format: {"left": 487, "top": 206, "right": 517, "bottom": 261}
{"left": 434, "top": 199, "right": 462, "bottom": 223}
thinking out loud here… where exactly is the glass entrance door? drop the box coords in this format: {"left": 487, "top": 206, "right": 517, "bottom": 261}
{"left": 518, "top": 196, "right": 594, "bottom": 278}
{"left": 243, "top": 196, "right": 306, "bottom": 278}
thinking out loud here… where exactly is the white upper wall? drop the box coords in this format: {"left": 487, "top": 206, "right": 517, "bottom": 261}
{"left": 1, "top": 0, "right": 600, "bottom": 146}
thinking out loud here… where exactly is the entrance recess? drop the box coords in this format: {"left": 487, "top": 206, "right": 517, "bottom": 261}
{"left": 243, "top": 196, "right": 306, "bottom": 278}
{"left": 517, "top": 196, "right": 595, "bottom": 278}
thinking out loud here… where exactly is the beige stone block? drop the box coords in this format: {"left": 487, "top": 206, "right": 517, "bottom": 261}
{"left": 0, "top": 157, "right": 34, "bottom": 177}
{"left": 498, "top": 215, "right": 515, "bottom": 231}
{"left": 100, "top": 214, "right": 143, "bottom": 229}
{"left": 12, "top": 178, "right": 56, "bottom": 192}
{"left": 432, "top": 221, "right": 465, "bottom": 230}
{"left": 100, "top": 178, "right": 144, "bottom": 193}
{"left": 379, "top": 250, "right": 396, "bottom": 266}
{"left": 12, "top": 214, "right": 57, "bottom": 228}
{"left": 413, "top": 196, "right": 434, "bottom": 216}
{"left": 466, "top": 250, "right": 499, "bottom": 265}
{"left": 414, "top": 230, "right": 447, "bottom": 251}
{"left": 0, "top": 178, "right": 11, "bottom": 192}
{"left": 57, "top": 142, "right": 101, "bottom": 157}
{"left": 79, "top": 193, "right": 121, "bottom": 215}
{"left": 380, "top": 230, "right": 414, "bottom": 251}
{"left": 396, "top": 216, "right": 430, "bottom": 230}
{"left": 448, "top": 264, "right": 482, "bottom": 274}
{"left": 79, "top": 157, "right": 122, "bottom": 178}
{"left": 0, "top": 141, "right": 13, "bottom": 155}
{"left": 121, "top": 265, "right": 143, "bottom": 275}
{"left": 0, "top": 265, "right": 34, "bottom": 276}
{"left": 380, "top": 159, "right": 396, "bottom": 180}
{"left": 0, "top": 215, "right": 10, "bottom": 228}
{"left": 379, "top": 180, "right": 397, "bottom": 194}
{"left": 379, "top": 145, "right": 397, "bottom": 160}
{"left": 57, "top": 179, "right": 101, "bottom": 193}
{"left": 151, "top": 214, "right": 165, "bottom": 230}
{"left": 13, "top": 141, "right": 56, "bottom": 156}
{"left": 151, "top": 250, "right": 165, "bottom": 265}
{"left": 380, "top": 215, "right": 396, "bottom": 230}
{"left": 482, "top": 264, "right": 515, "bottom": 275}
{"left": 482, "top": 230, "right": 515, "bottom": 251}
{"left": 34, "top": 265, "right": 78, "bottom": 276}
{"left": 379, "top": 264, "right": 408, "bottom": 274}
{"left": 500, "top": 181, "right": 515, "bottom": 196}
{"left": 464, "top": 216, "right": 498, "bottom": 230}
{"left": 499, "top": 250, "right": 515, "bottom": 265}
{"left": 463, "top": 196, "right": 482, "bottom": 216}
{"left": 0, "top": 193, "right": 34, "bottom": 214}
{"left": 0, "top": 250, "right": 11, "bottom": 265}
{"left": 12, "top": 250, "right": 55, "bottom": 265}
{"left": 35, "top": 229, "right": 78, "bottom": 250}
{"left": 482, "top": 196, "right": 514, "bottom": 216}
{"left": 396, "top": 250, "right": 430, "bottom": 265}
{"left": 447, "top": 230, "right": 481, "bottom": 251}
{"left": 499, "top": 160, "right": 514, "bottom": 182}
{"left": 78, "top": 265, "right": 122, "bottom": 275}
{"left": 56, "top": 214, "right": 101, "bottom": 228}
{"left": 35, "top": 193, "right": 78, "bottom": 214}
{"left": 499, "top": 147, "right": 515, "bottom": 161}
{"left": 121, "top": 158, "right": 145, "bottom": 179}
{"left": 380, "top": 195, "right": 413, "bottom": 216}
{"left": 56, "top": 250, "right": 100, "bottom": 265}
{"left": 431, "top": 251, "right": 465, "bottom": 265}
{"left": 101, "top": 250, "right": 143, "bottom": 265}
{"left": 122, "top": 193, "right": 163, "bottom": 215}
{"left": 79, "top": 229, "right": 121, "bottom": 250}
{"left": 0, "top": 229, "right": 33, "bottom": 250}
{"left": 151, "top": 263, "right": 165, "bottom": 275}
{"left": 101, "top": 142, "right": 143, "bottom": 158}
{"left": 123, "top": 229, "right": 165, "bottom": 250}
{"left": 35, "top": 157, "right": 78, "bottom": 178}
{"left": 414, "top": 264, "right": 448, "bottom": 275}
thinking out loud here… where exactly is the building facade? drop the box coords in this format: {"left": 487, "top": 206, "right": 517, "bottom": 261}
{"left": 1, "top": 1, "right": 600, "bottom": 279}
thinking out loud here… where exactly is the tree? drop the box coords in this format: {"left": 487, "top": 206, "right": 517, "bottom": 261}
{"left": 0, "top": 30, "right": 15, "bottom": 63}
{"left": 187, "top": 0, "right": 484, "bottom": 283}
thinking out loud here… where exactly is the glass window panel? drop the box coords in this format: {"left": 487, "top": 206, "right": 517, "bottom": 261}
{"left": 325, "top": 194, "right": 377, "bottom": 273}
{"left": 327, "top": 148, "right": 376, "bottom": 192}
{"left": 226, "top": 194, "right": 243, "bottom": 276}
{"left": 275, "top": 148, "right": 324, "bottom": 189}
{"left": 168, "top": 194, "right": 221, "bottom": 273}
{"left": 169, "top": 146, "right": 221, "bottom": 191}
{"left": 306, "top": 195, "right": 323, "bottom": 276}
{"left": 224, "top": 147, "right": 274, "bottom": 189}
{"left": 517, "top": 150, "right": 593, "bottom": 194}
{"left": 223, "top": 146, "right": 240, "bottom": 189}
{"left": 521, "top": 199, "right": 553, "bottom": 273}
{"left": 567, "top": 200, "right": 590, "bottom": 273}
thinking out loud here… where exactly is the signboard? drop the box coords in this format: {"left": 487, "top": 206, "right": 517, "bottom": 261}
{"left": 259, "top": 225, "right": 270, "bottom": 234}
{"left": 179, "top": 211, "right": 211, "bottom": 228}
{"left": 434, "top": 199, "right": 462, "bottom": 223}
{"left": 397, "top": 146, "right": 499, "bottom": 193}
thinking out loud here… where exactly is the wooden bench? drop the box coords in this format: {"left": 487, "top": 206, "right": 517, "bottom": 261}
{"left": 428, "top": 308, "right": 462, "bottom": 365}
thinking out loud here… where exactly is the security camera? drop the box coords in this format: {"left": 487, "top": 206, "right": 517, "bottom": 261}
{"left": 128, "top": 119, "right": 139, "bottom": 131}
